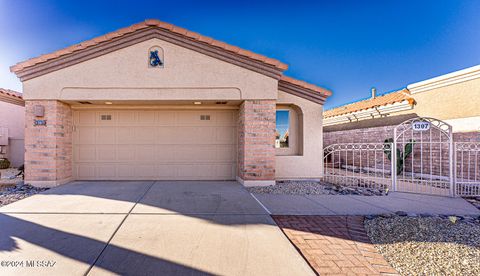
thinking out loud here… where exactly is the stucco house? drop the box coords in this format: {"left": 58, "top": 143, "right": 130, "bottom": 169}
{"left": 0, "top": 88, "right": 25, "bottom": 168}
{"left": 10, "top": 19, "right": 331, "bottom": 187}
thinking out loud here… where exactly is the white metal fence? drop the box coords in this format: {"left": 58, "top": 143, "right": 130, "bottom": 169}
{"left": 322, "top": 117, "right": 480, "bottom": 197}
{"left": 323, "top": 143, "right": 393, "bottom": 191}
{"left": 455, "top": 142, "right": 480, "bottom": 197}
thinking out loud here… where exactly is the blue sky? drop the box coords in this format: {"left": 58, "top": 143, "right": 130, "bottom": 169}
{"left": 1, "top": 0, "right": 479, "bottom": 109}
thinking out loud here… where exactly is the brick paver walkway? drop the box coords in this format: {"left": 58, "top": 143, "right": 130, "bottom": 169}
{"left": 273, "top": 216, "right": 398, "bottom": 276}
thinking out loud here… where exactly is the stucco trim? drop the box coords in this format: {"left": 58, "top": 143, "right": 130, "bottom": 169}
{"left": 278, "top": 81, "right": 329, "bottom": 105}
{"left": 236, "top": 176, "right": 275, "bottom": 187}
{"left": 13, "top": 27, "right": 285, "bottom": 81}
{"left": 408, "top": 64, "right": 480, "bottom": 94}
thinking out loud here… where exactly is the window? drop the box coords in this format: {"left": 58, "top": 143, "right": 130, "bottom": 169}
{"left": 275, "top": 110, "right": 289, "bottom": 148}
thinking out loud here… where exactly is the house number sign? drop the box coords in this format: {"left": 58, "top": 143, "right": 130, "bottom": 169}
{"left": 34, "top": 120, "right": 47, "bottom": 126}
{"left": 412, "top": 121, "right": 430, "bottom": 131}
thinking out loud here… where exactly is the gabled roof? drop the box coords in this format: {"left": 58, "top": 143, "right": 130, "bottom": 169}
{"left": 324, "top": 88, "right": 413, "bottom": 118}
{"left": 10, "top": 19, "right": 288, "bottom": 80}
{"left": 0, "top": 88, "right": 24, "bottom": 106}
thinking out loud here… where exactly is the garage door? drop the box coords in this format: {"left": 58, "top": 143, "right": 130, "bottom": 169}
{"left": 73, "top": 109, "right": 237, "bottom": 180}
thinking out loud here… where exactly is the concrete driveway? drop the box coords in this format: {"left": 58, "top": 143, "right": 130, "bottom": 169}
{"left": 0, "top": 181, "right": 314, "bottom": 276}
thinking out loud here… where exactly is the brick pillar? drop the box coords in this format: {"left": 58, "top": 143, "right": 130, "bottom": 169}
{"left": 25, "top": 100, "right": 73, "bottom": 187}
{"left": 237, "top": 100, "right": 276, "bottom": 186}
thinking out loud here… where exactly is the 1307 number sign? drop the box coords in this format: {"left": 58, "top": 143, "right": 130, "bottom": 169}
{"left": 412, "top": 121, "right": 430, "bottom": 131}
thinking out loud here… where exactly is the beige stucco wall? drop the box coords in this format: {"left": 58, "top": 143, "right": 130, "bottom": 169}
{"left": 0, "top": 101, "right": 25, "bottom": 167}
{"left": 22, "top": 38, "right": 278, "bottom": 101}
{"left": 408, "top": 77, "right": 480, "bottom": 121}
{"left": 276, "top": 90, "right": 324, "bottom": 179}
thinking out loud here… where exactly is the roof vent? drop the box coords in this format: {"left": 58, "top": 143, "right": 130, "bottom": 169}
{"left": 78, "top": 101, "right": 93, "bottom": 105}
{"left": 371, "top": 87, "right": 377, "bottom": 99}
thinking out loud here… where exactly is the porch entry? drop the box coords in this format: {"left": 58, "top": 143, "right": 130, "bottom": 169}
{"left": 323, "top": 117, "right": 480, "bottom": 197}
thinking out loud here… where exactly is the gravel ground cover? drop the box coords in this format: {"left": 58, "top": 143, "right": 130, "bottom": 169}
{"left": 0, "top": 168, "right": 23, "bottom": 186}
{"left": 464, "top": 197, "right": 480, "bottom": 211}
{"left": 0, "top": 183, "right": 49, "bottom": 207}
{"left": 365, "top": 214, "right": 480, "bottom": 276}
{"left": 247, "top": 180, "right": 387, "bottom": 196}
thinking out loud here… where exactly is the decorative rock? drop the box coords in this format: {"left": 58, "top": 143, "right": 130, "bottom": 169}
{"left": 0, "top": 183, "right": 49, "bottom": 207}
{"left": 247, "top": 180, "right": 387, "bottom": 196}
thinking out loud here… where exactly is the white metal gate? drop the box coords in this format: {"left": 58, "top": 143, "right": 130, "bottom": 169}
{"left": 393, "top": 117, "right": 453, "bottom": 196}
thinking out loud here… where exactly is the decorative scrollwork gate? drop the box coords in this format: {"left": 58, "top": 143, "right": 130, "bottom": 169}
{"left": 393, "top": 117, "right": 453, "bottom": 196}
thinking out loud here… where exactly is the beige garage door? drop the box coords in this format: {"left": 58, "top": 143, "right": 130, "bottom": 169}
{"left": 73, "top": 109, "right": 237, "bottom": 180}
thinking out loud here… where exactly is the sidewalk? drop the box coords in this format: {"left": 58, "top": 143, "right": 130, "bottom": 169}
{"left": 251, "top": 192, "right": 480, "bottom": 216}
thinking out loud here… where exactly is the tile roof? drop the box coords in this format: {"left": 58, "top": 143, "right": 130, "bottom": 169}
{"left": 0, "top": 88, "right": 23, "bottom": 99}
{"left": 10, "top": 19, "right": 288, "bottom": 73}
{"left": 280, "top": 75, "right": 332, "bottom": 96}
{"left": 323, "top": 88, "right": 413, "bottom": 118}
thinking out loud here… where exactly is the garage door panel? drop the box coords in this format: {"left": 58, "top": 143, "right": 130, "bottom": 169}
{"left": 156, "top": 111, "right": 176, "bottom": 126}
{"left": 134, "top": 165, "right": 158, "bottom": 178}
{"left": 215, "top": 145, "right": 236, "bottom": 161}
{"left": 76, "top": 127, "right": 96, "bottom": 144}
{"left": 96, "top": 165, "right": 116, "bottom": 178}
{"left": 96, "top": 111, "right": 116, "bottom": 126}
{"left": 137, "top": 111, "right": 156, "bottom": 125}
{"left": 117, "top": 111, "right": 136, "bottom": 125}
{"left": 76, "top": 111, "right": 96, "bottom": 125}
{"left": 174, "top": 127, "right": 216, "bottom": 144}
{"left": 96, "top": 127, "right": 116, "bottom": 144}
{"left": 156, "top": 145, "right": 176, "bottom": 161}
{"left": 134, "top": 127, "right": 158, "bottom": 144}
{"left": 216, "top": 111, "right": 237, "bottom": 126}
{"left": 216, "top": 127, "right": 236, "bottom": 144}
{"left": 174, "top": 145, "right": 216, "bottom": 162}
{"left": 117, "top": 146, "right": 136, "bottom": 161}
{"left": 135, "top": 145, "right": 157, "bottom": 162}
{"left": 176, "top": 111, "right": 213, "bottom": 126}
{"left": 157, "top": 164, "right": 177, "bottom": 177}
{"left": 116, "top": 165, "right": 135, "bottom": 178}
{"left": 77, "top": 164, "right": 96, "bottom": 179}
{"left": 73, "top": 109, "right": 237, "bottom": 180}
{"left": 216, "top": 164, "right": 236, "bottom": 178}
{"left": 75, "top": 145, "right": 96, "bottom": 162}
{"left": 156, "top": 127, "right": 177, "bottom": 144}
{"left": 96, "top": 145, "right": 117, "bottom": 161}
{"left": 116, "top": 128, "right": 137, "bottom": 144}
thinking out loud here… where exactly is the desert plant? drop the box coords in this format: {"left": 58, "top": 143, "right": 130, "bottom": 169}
{"left": 0, "top": 158, "right": 10, "bottom": 169}
{"left": 383, "top": 138, "right": 415, "bottom": 175}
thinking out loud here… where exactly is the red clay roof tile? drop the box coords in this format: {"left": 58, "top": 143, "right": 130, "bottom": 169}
{"left": 323, "top": 88, "right": 413, "bottom": 118}
{"left": 280, "top": 75, "right": 332, "bottom": 97}
{"left": 10, "top": 19, "right": 288, "bottom": 74}
{"left": 0, "top": 88, "right": 23, "bottom": 100}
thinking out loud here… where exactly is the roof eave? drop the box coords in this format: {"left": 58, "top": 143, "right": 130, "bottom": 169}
{"left": 11, "top": 24, "right": 288, "bottom": 81}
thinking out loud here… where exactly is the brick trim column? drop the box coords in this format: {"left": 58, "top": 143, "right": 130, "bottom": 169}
{"left": 25, "top": 100, "right": 73, "bottom": 187}
{"left": 237, "top": 100, "right": 276, "bottom": 186}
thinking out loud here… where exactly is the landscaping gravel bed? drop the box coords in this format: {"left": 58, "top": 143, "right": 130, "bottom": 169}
{"left": 0, "top": 183, "right": 49, "bottom": 207}
{"left": 464, "top": 197, "right": 480, "bottom": 211}
{"left": 247, "top": 180, "right": 387, "bottom": 195}
{"left": 365, "top": 214, "right": 480, "bottom": 276}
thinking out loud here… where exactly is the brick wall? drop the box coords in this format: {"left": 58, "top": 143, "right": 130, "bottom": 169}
{"left": 237, "top": 100, "right": 276, "bottom": 181}
{"left": 25, "top": 100, "right": 72, "bottom": 185}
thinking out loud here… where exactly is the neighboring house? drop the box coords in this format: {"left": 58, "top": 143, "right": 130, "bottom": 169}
{"left": 323, "top": 64, "right": 480, "bottom": 146}
{"left": 9, "top": 19, "right": 332, "bottom": 187}
{"left": 0, "top": 88, "right": 25, "bottom": 167}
